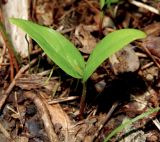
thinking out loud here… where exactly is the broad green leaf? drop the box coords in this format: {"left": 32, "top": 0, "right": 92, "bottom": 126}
{"left": 104, "top": 107, "right": 160, "bottom": 142}
{"left": 10, "top": 18, "right": 85, "bottom": 79}
{"left": 82, "top": 29, "right": 146, "bottom": 82}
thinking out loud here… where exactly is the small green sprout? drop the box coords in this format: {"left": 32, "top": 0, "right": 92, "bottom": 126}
{"left": 9, "top": 18, "right": 146, "bottom": 115}
{"left": 100, "top": 0, "right": 120, "bottom": 9}
{"left": 104, "top": 107, "right": 160, "bottom": 142}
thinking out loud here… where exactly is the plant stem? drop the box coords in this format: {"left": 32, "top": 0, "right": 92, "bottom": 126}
{"left": 99, "top": 11, "right": 104, "bottom": 35}
{"left": 79, "top": 81, "right": 87, "bottom": 119}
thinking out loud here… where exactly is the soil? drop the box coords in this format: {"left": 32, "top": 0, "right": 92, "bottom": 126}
{"left": 0, "top": 0, "right": 160, "bottom": 142}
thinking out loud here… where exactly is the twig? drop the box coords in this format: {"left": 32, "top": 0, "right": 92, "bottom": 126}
{"left": 153, "top": 118, "right": 160, "bottom": 131}
{"left": 136, "top": 52, "right": 147, "bottom": 58}
{"left": 141, "top": 62, "right": 154, "bottom": 70}
{"left": 0, "top": 58, "right": 37, "bottom": 110}
{"left": 0, "top": 63, "right": 10, "bottom": 66}
{"left": 48, "top": 96, "right": 79, "bottom": 104}
{"left": 37, "top": 69, "right": 52, "bottom": 76}
{"left": 14, "top": 92, "right": 24, "bottom": 127}
{"left": 30, "top": 48, "right": 42, "bottom": 55}
{"left": 129, "top": 0, "right": 159, "bottom": 15}
{"left": 24, "top": 91, "right": 59, "bottom": 142}
{"left": 142, "top": 45, "right": 160, "bottom": 69}
{"left": 92, "top": 102, "right": 119, "bottom": 141}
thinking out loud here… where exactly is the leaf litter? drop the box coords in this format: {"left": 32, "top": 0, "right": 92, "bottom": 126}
{"left": 0, "top": 0, "right": 160, "bottom": 142}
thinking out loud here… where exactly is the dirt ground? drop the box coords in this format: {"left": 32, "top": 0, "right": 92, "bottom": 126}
{"left": 0, "top": 0, "right": 160, "bottom": 142}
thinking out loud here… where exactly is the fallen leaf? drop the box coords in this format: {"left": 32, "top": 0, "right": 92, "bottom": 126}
{"left": 74, "top": 24, "right": 97, "bottom": 54}
{"left": 142, "top": 36, "right": 160, "bottom": 58}
{"left": 109, "top": 45, "right": 140, "bottom": 74}
{"left": 143, "top": 22, "right": 160, "bottom": 36}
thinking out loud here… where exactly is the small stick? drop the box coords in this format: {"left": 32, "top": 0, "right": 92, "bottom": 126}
{"left": 142, "top": 45, "right": 160, "bottom": 69}
{"left": 14, "top": 92, "right": 24, "bottom": 127}
{"left": 152, "top": 118, "right": 160, "bottom": 131}
{"left": 0, "top": 63, "right": 10, "bottom": 66}
{"left": 48, "top": 96, "right": 79, "bottom": 104}
{"left": 92, "top": 102, "right": 119, "bottom": 141}
{"left": 24, "top": 91, "right": 59, "bottom": 142}
{"left": 141, "top": 62, "right": 154, "bottom": 70}
{"left": 30, "top": 48, "right": 42, "bottom": 55}
{"left": 129, "top": 0, "right": 159, "bottom": 15}
{"left": 136, "top": 52, "right": 147, "bottom": 58}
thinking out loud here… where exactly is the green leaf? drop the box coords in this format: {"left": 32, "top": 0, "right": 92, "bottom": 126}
{"left": 102, "top": 0, "right": 120, "bottom": 8}
{"left": 100, "top": 0, "right": 106, "bottom": 9}
{"left": 104, "top": 107, "right": 160, "bottom": 142}
{"left": 82, "top": 29, "right": 146, "bottom": 82}
{"left": 106, "top": 0, "right": 120, "bottom": 4}
{"left": 10, "top": 18, "right": 85, "bottom": 79}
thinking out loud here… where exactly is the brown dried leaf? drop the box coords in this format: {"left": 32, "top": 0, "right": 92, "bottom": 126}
{"left": 109, "top": 45, "right": 140, "bottom": 74}
{"left": 142, "top": 36, "right": 160, "bottom": 58}
{"left": 74, "top": 25, "right": 97, "bottom": 54}
{"left": 143, "top": 22, "right": 160, "bottom": 36}
{"left": 141, "top": 23, "right": 160, "bottom": 58}
{"left": 35, "top": 0, "right": 54, "bottom": 26}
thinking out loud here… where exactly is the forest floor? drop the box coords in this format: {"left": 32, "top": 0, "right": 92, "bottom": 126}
{"left": 0, "top": 0, "right": 160, "bottom": 142}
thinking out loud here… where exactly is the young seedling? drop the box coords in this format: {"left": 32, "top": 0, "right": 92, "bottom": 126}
{"left": 100, "top": 0, "right": 120, "bottom": 9}
{"left": 10, "top": 18, "right": 146, "bottom": 117}
{"left": 99, "top": 0, "right": 121, "bottom": 34}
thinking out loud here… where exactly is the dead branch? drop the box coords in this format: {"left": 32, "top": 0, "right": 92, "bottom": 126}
{"left": 24, "top": 91, "right": 59, "bottom": 142}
